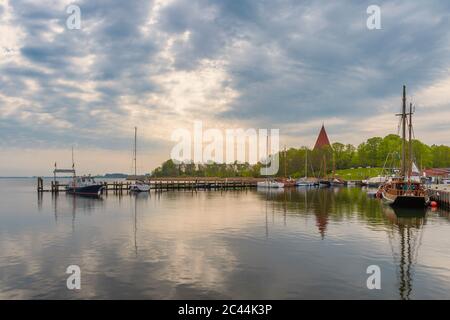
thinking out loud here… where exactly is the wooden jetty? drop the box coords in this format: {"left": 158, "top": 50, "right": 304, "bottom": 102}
{"left": 37, "top": 176, "right": 265, "bottom": 194}
{"left": 427, "top": 185, "right": 450, "bottom": 209}
{"left": 129, "top": 176, "right": 263, "bottom": 191}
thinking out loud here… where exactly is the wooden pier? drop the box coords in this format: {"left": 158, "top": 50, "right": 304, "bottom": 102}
{"left": 37, "top": 177, "right": 264, "bottom": 194}
{"left": 427, "top": 185, "right": 450, "bottom": 209}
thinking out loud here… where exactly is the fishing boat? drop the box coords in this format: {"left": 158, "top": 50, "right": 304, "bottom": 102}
{"left": 381, "top": 86, "right": 428, "bottom": 208}
{"left": 129, "top": 127, "right": 151, "bottom": 192}
{"left": 66, "top": 175, "right": 104, "bottom": 196}
{"left": 64, "top": 148, "right": 104, "bottom": 196}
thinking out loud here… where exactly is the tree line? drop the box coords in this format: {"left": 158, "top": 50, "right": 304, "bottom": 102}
{"left": 151, "top": 134, "right": 450, "bottom": 178}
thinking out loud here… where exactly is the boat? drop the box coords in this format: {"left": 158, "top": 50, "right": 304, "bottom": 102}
{"left": 362, "top": 175, "right": 387, "bottom": 187}
{"left": 129, "top": 127, "right": 151, "bottom": 192}
{"left": 346, "top": 181, "right": 357, "bottom": 187}
{"left": 257, "top": 180, "right": 285, "bottom": 188}
{"left": 381, "top": 86, "right": 428, "bottom": 208}
{"left": 258, "top": 135, "right": 284, "bottom": 188}
{"left": 319, "top": 180, "right": 331, "bottom": 187}
{"left": 66, "top": 175, "right": 104, "bottom": 196}
{"left": 296, "top": 150, "right": 316, "bottom": 187}
{"left": 277, "top": 178, "right": 295, "bottom": 187}
{"left": 130, "top": 181, "right": 150, "bottom": 192}
{"left": 296, "top": 178, "right": 315, "bottom": 187}
{"left": 330, "top": 178, "right": 345, "bottom": 187}
{"left": 64, "top": 148, "right": 104, "bottom": 196}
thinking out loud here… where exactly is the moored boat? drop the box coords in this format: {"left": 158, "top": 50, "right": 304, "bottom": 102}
{"left": 257, "top": 180, "right": 285, "bottom": 188}
{"left": 381, "top": 178, "right": 427, "bottom": 208}
{"left": 130, "top": 181, "right": 151, "bottom": 192}
{"left": 319, "top": 180, "right": 331, "bottom": 187}
{"left": 380, "top": 86, "right": 428, "bottom": 208}
{"left": 66, "top": 175, "right": 104, "bottom": 196}
{"left": 129, "top": 127, "right": 151, "bottom": 193}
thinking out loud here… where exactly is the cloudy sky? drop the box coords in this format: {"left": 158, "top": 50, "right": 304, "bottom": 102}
{"left": 1, "top": 0, "right": 450, "bottom": 176}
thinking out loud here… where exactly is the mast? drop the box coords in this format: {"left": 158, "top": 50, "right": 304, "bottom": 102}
{"left": 266, "top": 134, "right": 269, "bottom": 178}
{"left": 134, "top": 127, "right": 137, "bottom": 177}
{"left": 71, "top": 146, "right": 75, "bottom": 177}
{"left": 408, "top": 103, "right": 413, "bottom": 180}
{"left": 332, "top": 151, "right": 336, "bottom": 178}
{"left": 284, "top": 145, "right": 287, "bottom": 178}
{"left": 305, "top": 149, "right": 308, "bottom": 179}
{"left": 402, "top": 85, "right": 407, "bottom": 178}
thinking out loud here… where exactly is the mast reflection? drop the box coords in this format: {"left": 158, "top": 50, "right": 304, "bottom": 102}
{"left": 383, "top": 205, "right": 426, "bottom": 300}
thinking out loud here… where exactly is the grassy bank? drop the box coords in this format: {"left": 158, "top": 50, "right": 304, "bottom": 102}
{"left": 334, "top": 167, "right": 384, "bottom": 180}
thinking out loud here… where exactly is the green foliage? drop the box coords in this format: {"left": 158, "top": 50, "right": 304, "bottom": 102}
{"left": 151, "top": 134, "right": 450, "bottom": 178}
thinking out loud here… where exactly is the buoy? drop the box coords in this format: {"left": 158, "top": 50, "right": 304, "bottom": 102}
{"left": 430, "top": 201, "right": 438, "bottom": 208}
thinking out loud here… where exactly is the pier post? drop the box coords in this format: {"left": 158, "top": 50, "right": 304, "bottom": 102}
{"left": 37, "top": 177, "right": 44, "bottom": 193}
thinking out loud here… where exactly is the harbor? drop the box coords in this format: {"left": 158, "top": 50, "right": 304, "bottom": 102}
{"left": 3, "top": 177, "right": 450, "bottom": 299}
{"left": 2, "top": 0, "right": 450, "bottom": 303}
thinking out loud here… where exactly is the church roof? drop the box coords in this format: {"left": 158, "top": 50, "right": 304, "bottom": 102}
{"left": 313, "top": 125, "right": 331, "bottom": 150}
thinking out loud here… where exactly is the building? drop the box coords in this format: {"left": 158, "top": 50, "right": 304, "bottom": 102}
{"left": 423, "top": 168, "right": 450, "bottom": 184}
{"left": 313, "top": 124, "right": 331, "bottom": 150}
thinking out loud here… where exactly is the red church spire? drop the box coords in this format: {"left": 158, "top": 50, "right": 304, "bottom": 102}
{"left": 313, "top": 124, "right": 331, "bottom": 150}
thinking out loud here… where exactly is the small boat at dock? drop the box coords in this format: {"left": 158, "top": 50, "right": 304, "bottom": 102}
{"left": 257, "top": 180, "right": 285, "bottom": 188}
{"left": 66, "top": 175, "right": 104, "bottom": 196}
{"left": 380, "top": 86, "right": 428, "bottom": 208}
{"left": 129, "top": 127, "right": 151, "bottom": 193}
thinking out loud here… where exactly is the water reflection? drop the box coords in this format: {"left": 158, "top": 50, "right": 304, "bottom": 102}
{"left": 383, "top": 206, "right": 426, "bottom": 300}
{"left": 259, "top": 187, "right": 434, "bottom": 299}
{"left": 2, "top": 180, "right": 448, "bottom": 299}
{"left": 258, "top": 187, "right": 376, "bottom": 239}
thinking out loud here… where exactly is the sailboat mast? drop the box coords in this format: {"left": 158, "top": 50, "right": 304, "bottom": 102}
{"left": 284, "top": 145, "right": 287, "bottom": 178}
{"left": 266, "top": 134, "right": 269, "bottom": 177}
{"left": 402, "top": 85, "right": 407, "bottom": 178}
{"left": 305, "top": 150, "right": 308, "bottom": 179}
{"left": 408, "top": 103, "right": 413, "bottom": 179}
{"left": 71, "top": 146, "right": 75, "bottom": 177}
{"left": 134, "top": 127, "right": 137, "bottom": 177}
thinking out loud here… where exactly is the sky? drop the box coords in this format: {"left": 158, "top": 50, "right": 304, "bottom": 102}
{"left": 1, "top": 0, "right": 450, "bottom": 176}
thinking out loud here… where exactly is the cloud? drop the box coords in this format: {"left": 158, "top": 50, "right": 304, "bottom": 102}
{"left": 0, "top": 0, "right": 450, "bottom": 175}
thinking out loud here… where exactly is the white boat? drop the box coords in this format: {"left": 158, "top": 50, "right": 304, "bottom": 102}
{"left": 363, "top": 175, "right": 387, "bottom": 187}
{"left": 295, "top": 178, "right": 315, "bottom": 187}
{"left": 129, "top": 127, "right": 150, "bottom": 193}
{"left": 296, "top": 151, "right": 315, "bottom": 187}
{"left": 130, "top": 181, "right": 151, "bottom": 192}
{"left": 257, "top": 180, "right": 285, "bottom": 188}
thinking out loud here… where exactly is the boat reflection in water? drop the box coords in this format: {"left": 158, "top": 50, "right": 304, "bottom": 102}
{"left": 382, "top": 205, "right": 427, "bottom": 300}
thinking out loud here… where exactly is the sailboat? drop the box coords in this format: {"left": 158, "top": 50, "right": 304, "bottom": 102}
{"left": 129, "top": 127, "right": 151, "bottom": 192}
{"left": 276, "top": 146, "right": 296, "bottom": 187}
{"left": 381, "top": 86, "right": 428, "bottom": 208}
{"left": 257, "top": 135, "right": 284, "bottom": 188}
{"left": 296, "top": 150, "right": 315, "bottom": 187}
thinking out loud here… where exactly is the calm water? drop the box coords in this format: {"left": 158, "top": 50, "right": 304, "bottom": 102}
{"left": 1, "top": 178, "right": 450, "bottom": 299}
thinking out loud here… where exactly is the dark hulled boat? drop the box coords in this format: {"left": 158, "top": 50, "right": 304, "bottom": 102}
{"left": 381, "top": 178, "right": 427, "bottom": 208}
{"left": 381, "top": 86, "right": 428, "bottom": 208}
{"left": 66, "top": 176, "right": 104, "bottom": 196}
